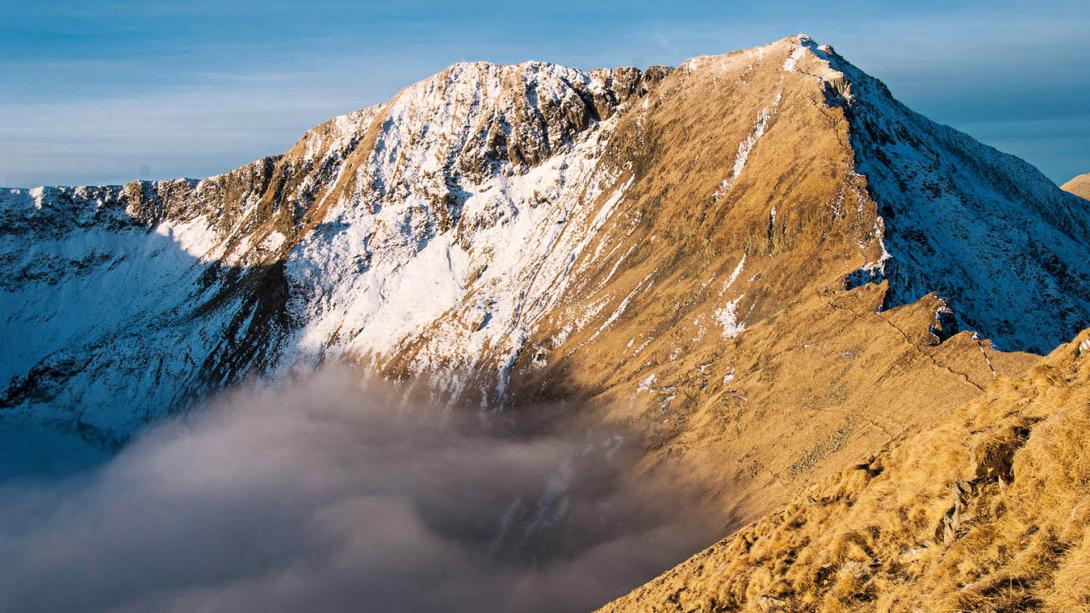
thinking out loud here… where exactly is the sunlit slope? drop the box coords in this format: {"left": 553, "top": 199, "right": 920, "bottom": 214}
{"left": 1063, "top": 172, "right": 1090, "bottom": 199}
{"left": 603, "top": 329, "right": 1090, "bottom": 611}
{"left": 5, "top": 37, "right": 1089, "bottom": 443}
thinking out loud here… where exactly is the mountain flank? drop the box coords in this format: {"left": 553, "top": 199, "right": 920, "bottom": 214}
{"left": 602, "top": 329, "right": 1090, "bottom": 611}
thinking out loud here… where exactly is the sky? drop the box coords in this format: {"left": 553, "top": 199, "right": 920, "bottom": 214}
{"left": 1, "top": 0, "right": 1087, "bottom": 187}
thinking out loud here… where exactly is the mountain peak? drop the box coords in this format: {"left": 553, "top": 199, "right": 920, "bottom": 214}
{"left": 1062, "top": 172, "right": 1090, "bottom": 199}
{"left": 7, "top": 30, "right": 1090, "bottom": 613}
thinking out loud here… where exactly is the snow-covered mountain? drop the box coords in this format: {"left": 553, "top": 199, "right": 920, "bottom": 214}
{"left": 3, "top": 35, "right": 1089, "bottom": 444}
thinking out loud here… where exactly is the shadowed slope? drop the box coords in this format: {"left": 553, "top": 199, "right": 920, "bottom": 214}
{"left": 5, "top": 33, "right": 1090, "bottom": 611}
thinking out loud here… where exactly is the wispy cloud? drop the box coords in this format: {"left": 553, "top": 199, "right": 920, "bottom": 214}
{"left": 653, "top": 30, "right": 680, "bottom": 58}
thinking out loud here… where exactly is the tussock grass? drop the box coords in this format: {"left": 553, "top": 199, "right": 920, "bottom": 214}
{"left": 602, "top": 330, "right": 1090, "bottom": 612}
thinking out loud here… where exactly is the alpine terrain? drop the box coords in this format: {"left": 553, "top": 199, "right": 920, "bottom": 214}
{"left": 3, "top": 35, "right": 1090, "bottom": 610}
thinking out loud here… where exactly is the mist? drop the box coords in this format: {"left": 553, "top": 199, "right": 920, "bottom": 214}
{"left": 0, "top": 367, "right": 718, "bottom": 612}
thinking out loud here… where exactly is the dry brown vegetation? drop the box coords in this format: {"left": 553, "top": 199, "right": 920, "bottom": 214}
{"left": 498, "top": 40, "right": 1086, "bottom": 610}
{"left": 187, "top": 40, "right": 1084, "bottom": 608}
{"left": 500, "top": 38, "right": 1038, "bottom": 530}
{"left": 601, "top": 330, "right": 1090, "bottom": 612}
{"left": 131, "top": 37, "right": 1084, "bottom": 609}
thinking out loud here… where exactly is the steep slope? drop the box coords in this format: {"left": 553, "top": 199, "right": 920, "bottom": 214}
{"left": 602, "top": 329, "right": 1090, "bottom": 612}
{"left": 1, "top": 63, "right": 663, "bottom": 439}
{"left": 827, "top": 46, "right": 1090, "bottom": 353}
{"left": 0, "top": 110, "right": 384, "bottom": 439}
{"left": 1063, "top": 172, "right": 1090, "bottom": 200}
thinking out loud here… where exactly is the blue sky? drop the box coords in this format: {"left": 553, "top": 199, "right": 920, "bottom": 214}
{"left": 1, "top": 0, "right": 1087, "bottom": 187}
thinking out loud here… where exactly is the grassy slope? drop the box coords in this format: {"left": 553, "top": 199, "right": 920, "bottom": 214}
{"left": 601, "top": 329, "right": 1090, "bottom": 611}
{"left": 506, "top": 39, "right": 1037, "bottom": 530}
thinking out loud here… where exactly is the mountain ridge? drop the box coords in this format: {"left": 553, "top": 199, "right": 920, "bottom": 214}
{"left": 3, "top": 31, "right": 1085, "bottom": 451}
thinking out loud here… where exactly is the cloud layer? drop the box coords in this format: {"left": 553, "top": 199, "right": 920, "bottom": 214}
{"left": 0, "top": 368, "right": 716, "bottom": 612}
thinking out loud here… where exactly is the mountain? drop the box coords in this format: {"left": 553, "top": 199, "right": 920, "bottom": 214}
{"left": 602, "top": 329, "right": 1090, "bottom": 611}
{"left": 1063, "top": 172, "right": 1090, "bottom": 200}
{"left": 1, "top": 61, "right": 665, "bottom": 439}
{"left": 3, "top": 35, "right": 1090, "bottom": 605}
{"left": 4, "top": 36, "right": 1086, "bottom": 440}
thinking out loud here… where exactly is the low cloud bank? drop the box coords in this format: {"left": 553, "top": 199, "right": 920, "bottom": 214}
{"left": 0, "top": 367, "right": 717, "bottom": 612}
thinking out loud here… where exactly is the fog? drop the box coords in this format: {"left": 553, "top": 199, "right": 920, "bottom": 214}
{"left": 0, "top": 367, "right": 718, "bottom": 612}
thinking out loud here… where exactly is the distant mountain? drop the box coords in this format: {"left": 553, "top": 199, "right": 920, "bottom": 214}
{"left": 1063, "top": 172, "right": 1090, "bottom": 199}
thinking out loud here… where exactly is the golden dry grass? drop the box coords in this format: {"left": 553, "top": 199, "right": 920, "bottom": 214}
{"left": 484, "top": 39, "right": 1041, "bottom": 529}
{"left": 320, "top": 42, "right": 1063, "bottom": 609}
{"left": 600, "top": 330, "right": 1090, "bottom": 612}
{"left": 187, "top": 39, "right": 1079, "bottom": 610}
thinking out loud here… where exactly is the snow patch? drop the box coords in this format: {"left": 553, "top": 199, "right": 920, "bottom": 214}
{"left": 591, "top": 273, "right": 653, "bottom": 341}
{"left": 783, "top": 41, "right": 808, "bottom": 73}
{"left": 713, "top": 92, "right": 782, "bottom": 201}
{"left": 719, "top": 255, "right": 746, "bottom": 296}
{"left": 714, "top": 295, "right": 746, "bottom": 340}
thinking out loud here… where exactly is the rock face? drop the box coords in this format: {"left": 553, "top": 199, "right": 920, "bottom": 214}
{"left": 826, "top": 43, "right": 1090, "bottom": 353}
{"left": 3, "top": 34, "right": 1089, "bottom": 465}
{"left": 0, "top": 62, "right": 665, "bottom": 439}
{"left": 1063, "top": 172, "right": 1090, "bottom": 200}
{"left": 6, "top": 34, "right": 1090, "bottom": 609}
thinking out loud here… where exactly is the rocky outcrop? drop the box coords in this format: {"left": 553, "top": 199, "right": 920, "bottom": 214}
{"left": 6, "top": 35, "right": 1090, "bottom": 609}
